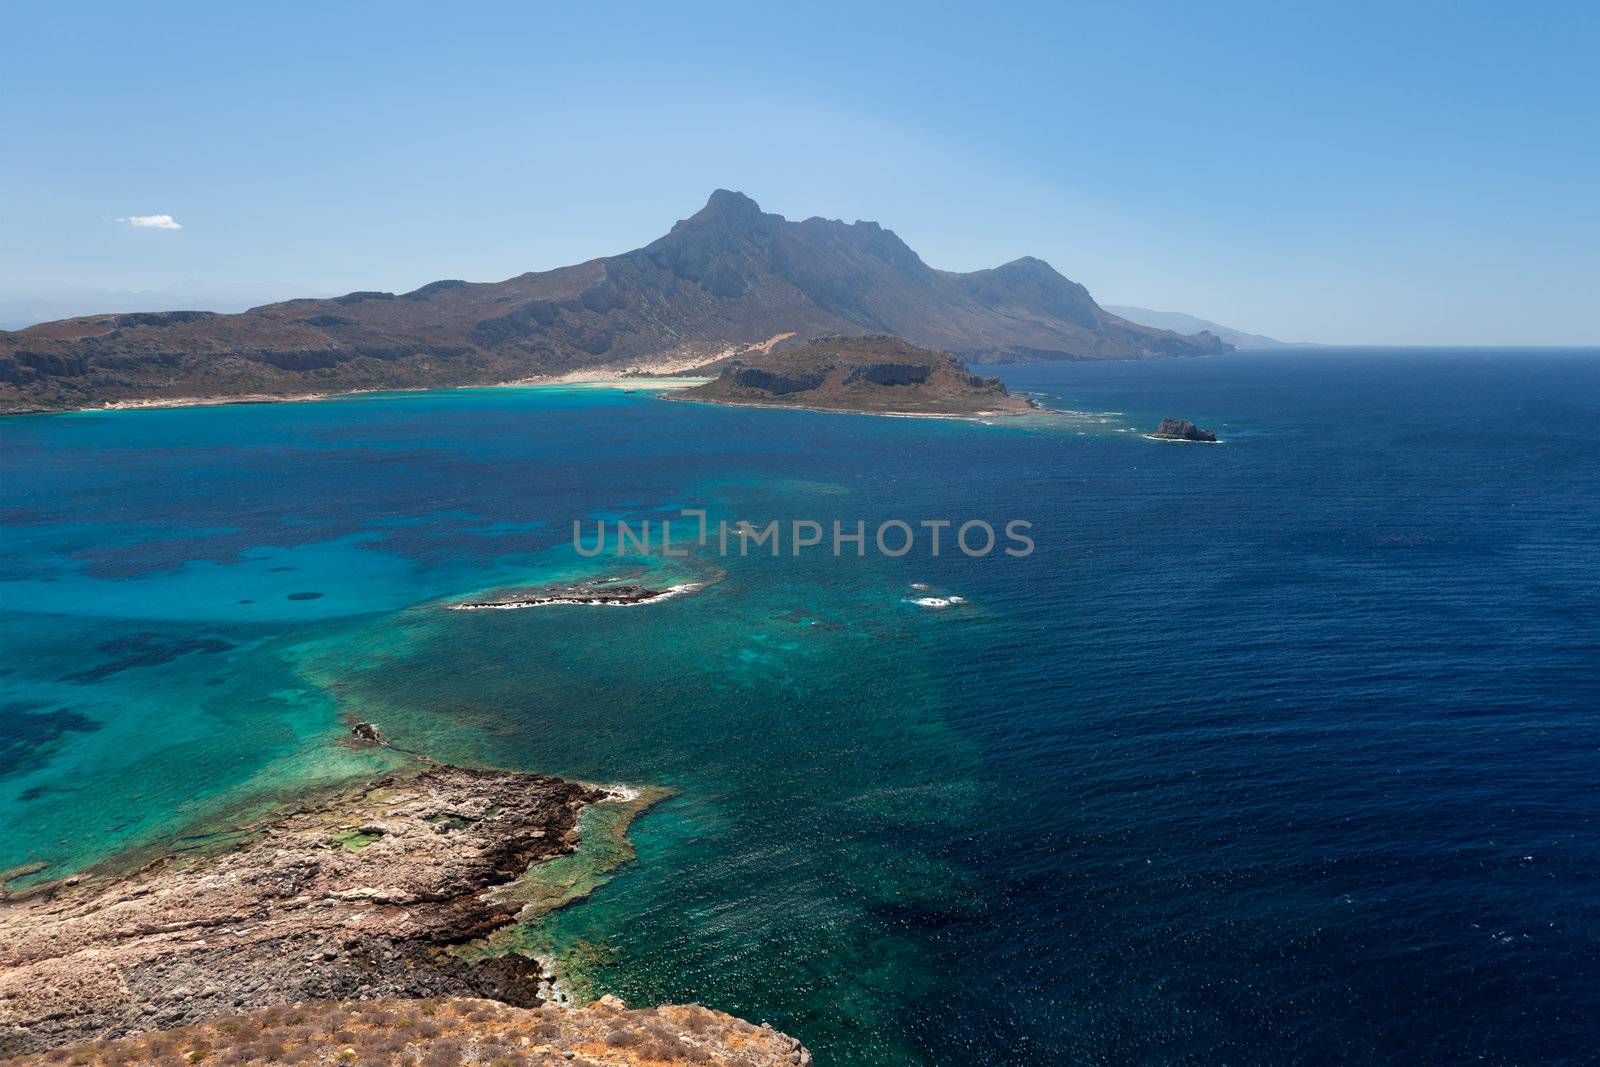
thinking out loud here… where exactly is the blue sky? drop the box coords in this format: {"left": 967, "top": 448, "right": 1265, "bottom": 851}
{"left": 3, "top": 0, "right": 1596, "bottom": 344}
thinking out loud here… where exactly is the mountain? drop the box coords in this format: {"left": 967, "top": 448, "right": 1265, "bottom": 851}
{"left": 0, "top": 191, "right": 1230, "bottom": 412}
{"left": 678, "top": 334, "right": 1036, "bottom": 416}
{"left": 1103, "top": 305, "right": 1313, "bottom": 349}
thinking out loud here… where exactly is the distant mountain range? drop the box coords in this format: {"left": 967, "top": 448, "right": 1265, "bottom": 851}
{"left": 0, "top": 281, "right": 333, "bottom": 334}
{"left": 0, "top": 191, "right": 1230, "bottom": 412}
{"left": 1103, "top": 306, "right": 1314, "bottom": 349}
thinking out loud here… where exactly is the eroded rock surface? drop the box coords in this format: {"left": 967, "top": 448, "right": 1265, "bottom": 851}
{"left": 3, "top": 995, "right": 811, "bottom": 1066}
{"left": 0, "top": 765, "right": 604, "bottom": 1054}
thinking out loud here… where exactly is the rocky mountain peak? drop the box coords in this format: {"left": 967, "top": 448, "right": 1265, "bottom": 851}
{"left": 687, "top": 188, "right": 770, "bottom": 229}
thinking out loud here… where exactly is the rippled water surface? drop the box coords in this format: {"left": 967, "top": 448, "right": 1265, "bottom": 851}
{"left": 3, "top": 350, "right": 1597, "bottom": 1064}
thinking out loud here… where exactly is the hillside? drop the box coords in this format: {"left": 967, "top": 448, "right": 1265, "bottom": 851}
{"left": 678, "top": 335, "right": 1035, "bottom": 416}
{"left": 0, "top": 191, "right": 1229, "bottom": 412}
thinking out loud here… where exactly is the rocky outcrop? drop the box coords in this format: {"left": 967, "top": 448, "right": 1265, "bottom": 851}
{"left": 842, "top": 361, "right": 931, "bottom": 386}
{"left": 0, "top": 765, "right": 608, "bottom": 1055}
{"left": 3, "top": 995, "right": 810, "bottom": 1066}
{"left": 1149, "top": 417, "right": 1218, "bottom": 442}
{"left": 348, "top": 721, "right": 388, "bottom": 745}
{"left": 1, "top": 190, "right": 1229, "bottom": 412}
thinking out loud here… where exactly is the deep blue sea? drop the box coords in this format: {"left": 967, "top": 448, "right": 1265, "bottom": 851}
{"left": 2, "top": 349, "right": 1597, "bottom": 1065}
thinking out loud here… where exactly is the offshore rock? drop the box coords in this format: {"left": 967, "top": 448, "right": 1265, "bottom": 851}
{"left": 1149, "top": 417, "right": 1218, "bottom": 442}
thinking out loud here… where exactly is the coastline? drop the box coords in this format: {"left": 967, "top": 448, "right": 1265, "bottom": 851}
{"left": 661, "top": 391, "right": 1045, "bottom": 421}
{"left": 3, "top": 386, "right": 402, "bottom": 417}
{"left": 0, "top": 376, "right": 711, "bottom": 417}
{"left": 0, "top": 754, "right": 667, "bottom": 1055}
{"left": 0, "top": 337, "right": 755, "bottom": 416}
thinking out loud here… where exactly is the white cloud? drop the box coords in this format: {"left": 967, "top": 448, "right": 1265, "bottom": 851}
{"left": 118, "top": 214, "right": 182, "bottom": 230}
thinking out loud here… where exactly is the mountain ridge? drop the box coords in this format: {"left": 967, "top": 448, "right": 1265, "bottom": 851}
{"left": 0, "top": 191, "right": 1229, "bottom": 412}
{"left": 1104, "top": 305, "right": 1313, "bottom": 349}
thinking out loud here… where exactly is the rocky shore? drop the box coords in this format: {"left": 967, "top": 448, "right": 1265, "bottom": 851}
{"left": 0, "top": 762, "right": 805, "bottom": 1062}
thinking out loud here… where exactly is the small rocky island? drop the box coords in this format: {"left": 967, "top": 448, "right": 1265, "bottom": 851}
{"left": 1148, "top": 417, "right": 1219, "bottom": 442}
{"left": 0, "top": 762, "right": 807, "bottom": 1064}
{"left": 448, "top": 577, "right": 701, "bottom": 610}
{"left": 676, "top": 335, "right": 1037, "bottom": 417}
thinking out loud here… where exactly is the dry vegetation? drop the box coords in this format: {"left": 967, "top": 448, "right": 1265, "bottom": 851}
{"left": 6, "top": 996, "right": 808, "bottom": 1067}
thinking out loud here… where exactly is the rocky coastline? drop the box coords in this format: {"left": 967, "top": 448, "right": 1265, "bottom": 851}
{"left": 0, "top": 761, "right": 805, "bottom": 1062}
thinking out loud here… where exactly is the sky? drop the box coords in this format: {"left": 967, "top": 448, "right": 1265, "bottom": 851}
{"left": 2, "top": 0, "right": 1596, "bottom": 344}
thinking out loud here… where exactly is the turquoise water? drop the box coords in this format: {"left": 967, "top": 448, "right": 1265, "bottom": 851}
{"left": 3, "top": 352, "right": 1599, "bottom": 1064}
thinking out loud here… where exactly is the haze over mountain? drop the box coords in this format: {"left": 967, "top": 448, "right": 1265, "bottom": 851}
{"left": 0, "top": 281, "right": 332, "bottom": 333}
{"left": 0, "top": 191, "right": 1228, "bottom": 412}
{"left": 1104, "top": 306, "right": 1314, "bottom": 349}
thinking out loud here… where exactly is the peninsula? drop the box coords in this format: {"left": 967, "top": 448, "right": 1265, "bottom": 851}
{"left": 676, "top": 335, "right": 1037, "bottom": 417}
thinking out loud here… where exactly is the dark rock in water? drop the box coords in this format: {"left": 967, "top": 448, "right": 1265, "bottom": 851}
{"left": 1150, "top": 417, "right": 1218, "bottom": 442}
{"left": 286, "top": 591, "right": 323, "bottom": 600}
{"left": 350, "top": 721, "right": 387, "bottom": 745}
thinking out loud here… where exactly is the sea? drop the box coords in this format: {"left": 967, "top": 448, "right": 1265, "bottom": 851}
{"left": 2, "top": 348, "right": 1597, "bottom": 1065}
